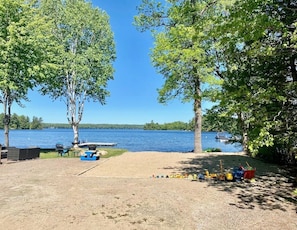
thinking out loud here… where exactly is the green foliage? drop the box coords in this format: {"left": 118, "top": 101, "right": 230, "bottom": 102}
{"left": 136, "top": 0, "right": 297, "bottom": 162}
{"left": 38, "top": 0, "right": 116, "bottom": 111}
{"left": 147, "top": 2, "right": 221, "bottom": 104}
{"left": 202, "top": 106, "right": 240, "bottom": 134}
{"left": 31, "top": 116, "right": 43, "bottom": 129}
{"left": 202, "top": 0, "right": 297, "bottom": 163}
{"left": 0, "top": 0, "right": 59, "bottom": 145}
{"left": 0, "top": 113, "right": 43, "bottom": 129}
{"left": 204, "top": 148, "right": 222, "bottom": 153}
{"left": 100, "top": 148, "right": 127, "bottom": 158}
{"left": 0, "top": 0, "right": 59, "bottom": 92}
{"left": 144, "top": 120, "right": 193, "bottom": 130}
{"left": 135, "top": 0, "right": 229, "bottom": 152}
{"left": 38, "top": 0, "right": 116, "bottom": 145}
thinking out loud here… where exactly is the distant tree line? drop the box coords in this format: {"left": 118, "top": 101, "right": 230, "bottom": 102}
{"left": 144, "top": 120, "right": 194, "bottom": 131}
{"left": 0, "top": 113, "right": 43, "bottom": 130}
{"left": 1, "top": 112, "right": 234, "bottom": 132}
{"left": 42, "top": 123, "right": 144, "bottom": 129}
{"left": 144, "top": 115, "right": 238, "bottom": 132}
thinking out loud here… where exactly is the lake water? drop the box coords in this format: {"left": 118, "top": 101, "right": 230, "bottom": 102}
{"left": 0, "top": 129, "right": 242, "bottom": 152}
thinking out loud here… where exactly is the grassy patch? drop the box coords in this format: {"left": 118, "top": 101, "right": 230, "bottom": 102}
{"left": 40, "top": 149, "right": 65, "bottom": 159}
{"left": 204, "top": 148, "right": 222, "bottom": 152}
{"left": 40, "top": 148, "right": 127, "bottom": 159}
{"left": 100, "top": 148, "right": 127, "bottom": 158}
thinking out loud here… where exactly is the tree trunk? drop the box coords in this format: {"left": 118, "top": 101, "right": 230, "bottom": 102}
{"left": 194, "top": 97, "right": 202, "bottom": 153}
{"left": 3, "top": 98, "right": 11, "bottom": 147}
{"left": 4, "top": 122, "right": 9, "bottom": 147}
{"left": 290, "top": 55, "right": 297, "bottom": 82}
{"left": 194, "top": 84, "right": 202, "bottom": 153}
{"left": 238, "top": 112, "right": 249, "bottom": 155}
{"left": 193, "top": 77, "right": 202, "bottom": 153}
{"left": 72, "top": 124, "right": 79, "bottom": 148}
{"left": 242, "top": 130, "right": 249, "bottom": 154}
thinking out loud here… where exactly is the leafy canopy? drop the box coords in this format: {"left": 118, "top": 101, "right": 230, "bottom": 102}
{"left": 0, "top": 0, "right": 59, "bottom": 104}
{"left": 39, "top": 0, "right": 116, "bottom": 104}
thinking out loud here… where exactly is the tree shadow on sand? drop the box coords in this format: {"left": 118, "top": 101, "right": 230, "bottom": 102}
{"left": 175, "top": 154, "right": 297, "bottom": 212}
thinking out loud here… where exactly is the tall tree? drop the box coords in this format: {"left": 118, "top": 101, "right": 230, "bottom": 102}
{"left": 0, "top": 0, "right": 58, "bottom": 147}
{"left": 38, "top": 0, "right": 116, "bottom": 146}
{"left": 18, "top": 115, "right": 30, "bottom": 129}
{"left": 31, "top": 116, "right": 43, "bottom": 129}
{"left": 213, "top": 0, "right": 297, "bottom": 161}
{"left": 135, "top": 0, "right": 224, "bottom": 152}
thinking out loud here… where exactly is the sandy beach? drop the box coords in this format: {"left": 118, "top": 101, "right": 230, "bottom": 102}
{"left": 0, "top": 151, "right": 296, "bottom": 229}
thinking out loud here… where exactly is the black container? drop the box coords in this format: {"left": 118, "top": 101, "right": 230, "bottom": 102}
{"left": 7, "top": 147, "right": 40, "bottom": 161}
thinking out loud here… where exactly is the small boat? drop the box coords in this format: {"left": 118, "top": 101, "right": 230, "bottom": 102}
{"left": 215, "top": 132, "right": 231, "bottom": 142}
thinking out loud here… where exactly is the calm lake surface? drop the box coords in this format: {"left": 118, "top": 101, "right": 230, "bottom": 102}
{"left": 1, "top": 129, "right": 242, "bottom": 152}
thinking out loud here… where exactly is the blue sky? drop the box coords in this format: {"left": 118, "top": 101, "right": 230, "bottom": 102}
{"left": 13, "top": 0, "right": 211, "bottom": 125}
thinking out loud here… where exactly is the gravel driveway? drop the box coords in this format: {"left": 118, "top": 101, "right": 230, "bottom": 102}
{"left": 0, "top": 151, "right": 296, "bottom": 230}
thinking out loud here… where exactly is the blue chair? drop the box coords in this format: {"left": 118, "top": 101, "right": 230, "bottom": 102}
{"left": 56, "top": 143, "right": 70, "bottom": 156}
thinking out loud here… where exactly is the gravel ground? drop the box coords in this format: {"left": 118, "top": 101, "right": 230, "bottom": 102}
{"left": 0, "top": 151, "right": 296, "bottom": 230}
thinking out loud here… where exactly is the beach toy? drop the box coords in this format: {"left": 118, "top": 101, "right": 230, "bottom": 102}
{"left": 217, "top": 174, "right": 225, "bottom": 181}
{"left": 232, "top": 167, "right": 244, "bottom": 181}
{"left": 225, "top": 172, "right": 233, "bottom": 181}
{"left": 250, "top": 178, "right": 256, "bottom": 183}
{"left": 243, "top": 169, "right": 256, "bottom": 179}
{"left": 198, "top": 173, "right": 205, "bottom": 180}
{"left": 210, "top": 173, "right": 217, "bottom": 178}
{"left": 192, "top": 174, "right": 197, "bottom": 181}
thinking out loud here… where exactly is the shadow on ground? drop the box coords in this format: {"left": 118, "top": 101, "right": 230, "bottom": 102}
{"left": 176, "top": 154, "right": 297, "bottom": 212}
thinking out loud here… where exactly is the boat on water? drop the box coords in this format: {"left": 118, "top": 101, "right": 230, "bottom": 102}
{"left": 215, "top": 132, "right": 231, "bottom": 142}
{"left": 215, "top": 132, "right": 241, "bottom": 143}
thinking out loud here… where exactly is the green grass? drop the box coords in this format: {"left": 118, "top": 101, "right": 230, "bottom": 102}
{"left": 204, "top": 147, "right": 222, "bottom": 152}
{"left": 100, "top": 148, "right": 128, "bottom": 158}
{"left": 40, "top": 150, "right": 61, "bottom": 159}
{"left": 40, "top": 148, "right": 127, "bottom": 159}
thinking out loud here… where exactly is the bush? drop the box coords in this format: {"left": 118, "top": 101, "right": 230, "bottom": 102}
{"left": 204, "top": 148, "right": 222, "bottom": 152}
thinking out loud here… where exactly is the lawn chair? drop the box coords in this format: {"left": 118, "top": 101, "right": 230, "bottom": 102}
{"left": 55, "top": 143, "right": 70, "bottom": 156}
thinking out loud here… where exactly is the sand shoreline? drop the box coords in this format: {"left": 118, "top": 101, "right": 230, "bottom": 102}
{"left": 0, "top": 151, "right": 296, "bottom": 229}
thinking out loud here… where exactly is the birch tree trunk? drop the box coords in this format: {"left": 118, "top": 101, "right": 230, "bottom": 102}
{"left": 3, "top": 95, "right": 11, "bottom": 147}
{"left": 72, "top": 124, "right": 79, "bottom": 147}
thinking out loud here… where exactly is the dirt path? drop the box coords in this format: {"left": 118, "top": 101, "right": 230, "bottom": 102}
{"left": 0, "top": 152, "right": 296, "bottom": 229}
